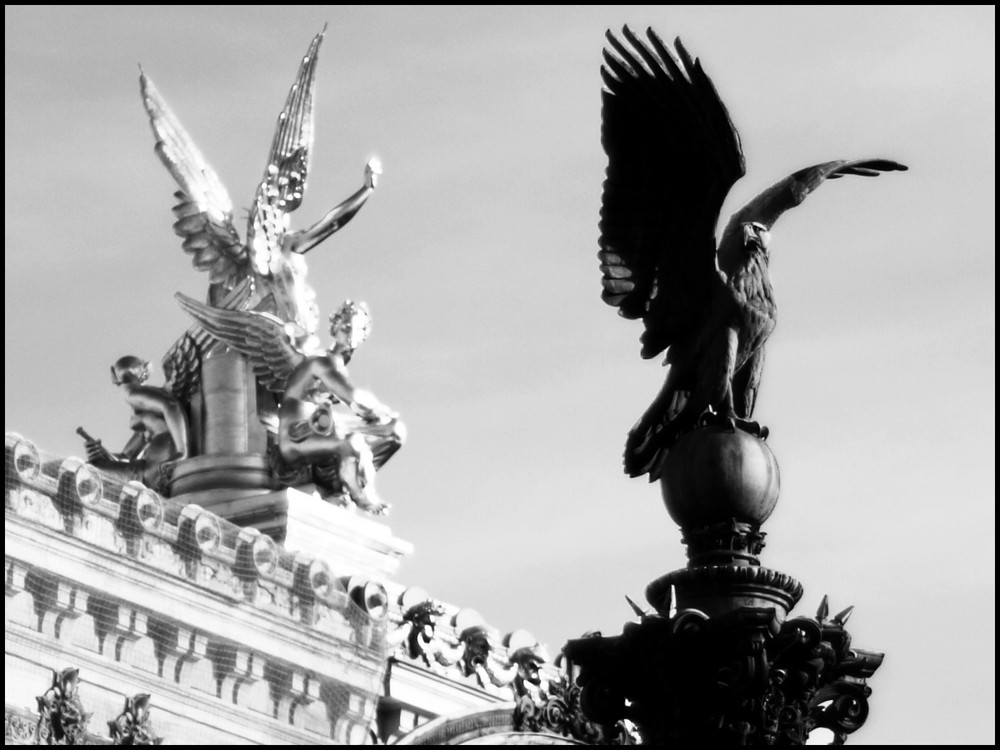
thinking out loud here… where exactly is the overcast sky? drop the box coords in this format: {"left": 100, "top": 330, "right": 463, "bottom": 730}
{"left": 5, "top": 6, "right": 995, "bottom": 745}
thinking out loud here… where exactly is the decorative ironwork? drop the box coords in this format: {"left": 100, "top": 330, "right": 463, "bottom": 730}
{"left": 680, "top": 518, "right": 768, "bottom": 566}
{"left": 512, "top": 675, "right": 608, "bottom": 745}
{"left": 566, "top": 597, "right": 881, "bottom": 745}
{"left": 107, "top": 694, "right": 162, "bottom": 746}
{"left": 34, "top": 668, "right": 90, "bottom": 745}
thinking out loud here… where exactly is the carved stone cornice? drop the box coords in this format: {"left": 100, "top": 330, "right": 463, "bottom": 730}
{"left": 6, "top": 704, "right": 113, "bottom": 746}
{"left": 6, "top": 434, "right": 401, "bottom": 744}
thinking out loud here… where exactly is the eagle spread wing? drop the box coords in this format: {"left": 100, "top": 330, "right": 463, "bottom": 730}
{"left": 598, "top": 28, "right": 908, "bottom": 482}
{"left": 598, "top": 26, "right": 745, "bottom": 361}
{"left": 717, "top": 159, "right": 908, "bottom": 277}
{"left": 174, "top": 292, "right": 304, "bottom": 394}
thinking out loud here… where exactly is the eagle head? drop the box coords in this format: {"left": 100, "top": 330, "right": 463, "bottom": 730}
{"left": 742, "top": 221, "right": 771, "bottom": 257}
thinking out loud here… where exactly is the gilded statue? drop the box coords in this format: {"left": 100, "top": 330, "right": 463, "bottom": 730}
{"left": 597, "top": 27, "right": 907, "bottom": 480}
{"left": 79, "top": 356, "right": 191, "bottom": 492}
{"left": 175, "top": 293, "right": 405, "bottom": 515}
{"left": 141, "top": 28, "right": 379, "bottom": 338}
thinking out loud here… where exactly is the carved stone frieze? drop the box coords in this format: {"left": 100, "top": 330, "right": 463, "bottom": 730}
{"left": 6, "top": 706, "right": 47, "bottom": 744}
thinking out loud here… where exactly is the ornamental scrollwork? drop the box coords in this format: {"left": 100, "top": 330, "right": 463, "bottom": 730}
{"left": 565, "top": 597, "right": 882, "bottom": 745}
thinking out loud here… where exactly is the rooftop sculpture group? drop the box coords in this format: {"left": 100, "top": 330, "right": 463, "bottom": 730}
{"left": 79, "top": 29, "right": 403, "bottom": 514}
{"left": 24, "top": 21, "right": 903, "bottom": 746}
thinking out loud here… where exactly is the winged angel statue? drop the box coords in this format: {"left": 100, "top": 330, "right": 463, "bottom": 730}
{"left": 598, "top": 28, "right": 906, "bottom": 481}
{"left": 176, "top": 292, "right": 405, "bottom": 515}
{"left": 75, "top": 28, "right": 405, "bottom": 511}
{"left": 141, "top": 28, "right": 379, "bottom": 340}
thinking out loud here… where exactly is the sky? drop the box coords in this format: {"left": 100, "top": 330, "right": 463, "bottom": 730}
{"left": 4, "top": 5, "right": 995, "bottom": 745}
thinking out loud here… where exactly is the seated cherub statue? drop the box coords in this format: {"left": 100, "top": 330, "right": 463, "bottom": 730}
{"left": 176, "top": 294, "right": 404, "bottom": 515}
{"left": 79, "top": 355, "right": 190, "bottom": 493}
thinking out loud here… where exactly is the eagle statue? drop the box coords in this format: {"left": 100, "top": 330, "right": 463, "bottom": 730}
{"left": 598, "top": 27, "right": 907, "bottom": 480}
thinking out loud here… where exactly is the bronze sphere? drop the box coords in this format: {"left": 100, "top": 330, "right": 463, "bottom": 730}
{"left": 659, "top": 425, "right": 779, "bottom": 529}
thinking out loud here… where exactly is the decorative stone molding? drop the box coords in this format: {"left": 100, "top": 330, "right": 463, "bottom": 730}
{"left": 7, "top": 434, "right": 575, "bottom": 746}
{"left": 6, "top": 682, "right": 158, "bottom": 745}
{"left": 6, "top": 436, "right": 398, "bottom": 744}
{"left": 5, "top": 436, "right": 390, "bottom": 658}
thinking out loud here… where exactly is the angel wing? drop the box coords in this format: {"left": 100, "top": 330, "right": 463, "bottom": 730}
{"left": 161, "top": 278, "right": 254, "bottom": 401}
{"left": 161, "top": 332, "right": 201, "bottom": 404}
{"left": 245, "top": 29, "right": 380, "bottom": 334}
{"left": 175, "top": 292, "right": 305, "bottom": 393}
{"left": 246, "top": 29, "right": 324, "bottom": 279}
{"left": 598, "top": 27, "right": 745, "bottom": 360}
{"left": 140, "top": 72, "right": 247, "bottom": 288}
{"left": 141, "top": 29, "right": 326, "bottom": 317}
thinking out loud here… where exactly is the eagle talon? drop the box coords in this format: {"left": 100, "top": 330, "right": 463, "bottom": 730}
{"left": 732, "top": 418, "right": 769, "bottom": 440}
{"left": 697, "top": 410, "right": 738, "bottom": 432}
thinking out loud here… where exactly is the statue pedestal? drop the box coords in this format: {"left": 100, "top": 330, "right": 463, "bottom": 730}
{"left": 170, "top": 483, "right": 412, "bottom": 582}
{"left": 168, "top": 454, "right": 274, "bottom": 496}
{"left": 281, "top": 488, "right": 413, "bottom": 582}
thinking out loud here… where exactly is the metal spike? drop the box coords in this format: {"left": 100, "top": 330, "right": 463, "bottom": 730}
{"left": 833, "top": 605, "right": 854, "bottom": 625}
{"left": 816, "top": 594, "right": 830, "bottom": 622}
{"left": 625, "top": 594, "right": 647, "bottom": 618}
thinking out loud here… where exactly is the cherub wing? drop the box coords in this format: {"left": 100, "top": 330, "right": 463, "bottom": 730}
{"left": 161, "top": 278, "right": 254, "bottom": 401}
{"left": 598, "top": 27, "right": 745, "bottom": 360}
{"left": 162, "top": 332, "right": 201, "bottom": 404}
{"left": 175, "top": 292, "right": 304, "bottom": 393}
{"left": 246, "top": 29, "right": 324, "bottom": 277}
{"left": 140, "top": 72, "right": 247, "bottom": 287}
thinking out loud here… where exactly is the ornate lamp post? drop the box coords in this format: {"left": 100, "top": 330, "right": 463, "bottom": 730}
{"left": 564, "top": 26, "right": 903, "bottom": 745}
{"left": 565, "top": 425, "right": 883, "bottom": 744}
